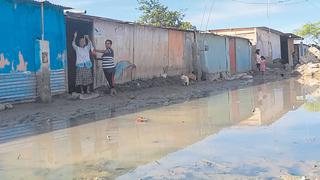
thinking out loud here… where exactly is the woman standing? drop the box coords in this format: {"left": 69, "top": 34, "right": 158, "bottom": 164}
{"left": 72, "top": 32, "right": 94, "bottom": 94}
{"left": 96, "top": 39, "right": 117, "bottom": 96}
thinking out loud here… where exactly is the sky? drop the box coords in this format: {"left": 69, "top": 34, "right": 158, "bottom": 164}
{"left": 50, "top": 0, "right": 320, "bottom": 33}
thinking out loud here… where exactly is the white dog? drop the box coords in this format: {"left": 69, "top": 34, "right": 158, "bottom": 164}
{"left": 181, "top": 74, "right": 189, "bottom": 86}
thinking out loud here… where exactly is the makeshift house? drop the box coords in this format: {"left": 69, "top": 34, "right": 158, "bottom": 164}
{"left": 210, "top": 27, "right": 302, "bottom": 68}
{"left": 0, "top": 0, "right": 68, "bottom": 103}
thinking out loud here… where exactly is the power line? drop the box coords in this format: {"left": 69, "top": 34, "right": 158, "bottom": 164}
{"left": 200, "top": 0, "right": 209, "bottom": 31}
{"left": 205, "top": 0, "right": 216, "bottom": 31}
{"left": 231, "top": 0, "right": 307, "bottom": 5}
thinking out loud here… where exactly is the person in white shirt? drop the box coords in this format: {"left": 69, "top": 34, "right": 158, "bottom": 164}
{"left": 255, "top": 49, "right": 262, "bottom": 71}
{"left": 72, "top": 32, "right": 94, "bottom": 94}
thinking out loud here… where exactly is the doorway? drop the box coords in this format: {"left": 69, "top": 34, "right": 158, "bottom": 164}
{"left": 66, "top": 17, "right": 93, "bottom": 93}
{"left": 280, "top": 36, "right": 289, "bottom": 64}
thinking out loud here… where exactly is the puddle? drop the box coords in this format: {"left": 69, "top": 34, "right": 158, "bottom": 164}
{"left": 0, "top": 79, "right": 320, "bottom": 179}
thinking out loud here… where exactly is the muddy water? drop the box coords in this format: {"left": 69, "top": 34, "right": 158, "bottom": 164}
{"left": 0, "top": 79, "right": 319, "bottom": 179}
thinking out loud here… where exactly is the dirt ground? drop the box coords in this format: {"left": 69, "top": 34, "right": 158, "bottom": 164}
{"left": 0, "top": 70, "right": 296, "bottom": 141}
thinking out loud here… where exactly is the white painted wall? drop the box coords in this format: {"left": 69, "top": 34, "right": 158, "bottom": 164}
{"left": 256, "top": 29, "right": 281, "bottom": 60}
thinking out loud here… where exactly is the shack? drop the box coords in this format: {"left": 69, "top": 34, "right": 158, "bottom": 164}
{"left": 0, "top": 0, "right": 68, "bottom": 103}
{"left": 210, "top": 27, "right": 302, "bottom": 68}
{"left": 65, "top": 13, "right": 195, "bottom": 92}
{"left": 197, "top": 33, "right": 252, "bottom": 80}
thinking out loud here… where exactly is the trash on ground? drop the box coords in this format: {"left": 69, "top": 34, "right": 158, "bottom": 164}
{"left": 136, "top": 116, "right": 149, "bottom": 123}
{"left": 80, "top": 93, "right": 100, "bottom": 100}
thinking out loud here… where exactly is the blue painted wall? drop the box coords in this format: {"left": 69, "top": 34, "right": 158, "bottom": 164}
{"left": 236, "top": 38, "right": 252, "bottom": 73}
{"left": 0, "top": 0, "right": 66, "bottom": 74}
{"left": 198, "top": 34, "right": 229, "bottom": 74}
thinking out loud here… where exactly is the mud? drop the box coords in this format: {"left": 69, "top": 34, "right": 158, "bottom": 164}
{"left": 0, "top": 77, "right": 319, "bottom": 179}
{"left": 0, "top": 71, "right": 296, "bottom": 142}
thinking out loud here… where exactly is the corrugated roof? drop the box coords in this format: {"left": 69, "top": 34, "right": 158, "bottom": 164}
{"left": 8, "top": 0, "right": 71, "bottom": 9}
{"left": 65, "top": 13, "right": 197, "bottom": 33}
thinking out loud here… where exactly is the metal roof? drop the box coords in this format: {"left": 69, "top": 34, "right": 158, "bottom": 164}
{"left": 65, "top": 13, "right": 197, "bottom": 33}
{"left": 7, "top": 0, "right": 71, "bottom": 9}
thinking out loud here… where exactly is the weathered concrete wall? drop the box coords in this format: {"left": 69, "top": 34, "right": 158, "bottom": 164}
{"left": 211, "top": 28, "right": 257, "bottom": 45}
{"left": 256, "top": 29, "right": 281, "bottom": 60}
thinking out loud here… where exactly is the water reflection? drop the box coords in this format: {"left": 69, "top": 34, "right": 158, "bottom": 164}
{"left": 0, "top": 79, "right": 317, "bottom": 179}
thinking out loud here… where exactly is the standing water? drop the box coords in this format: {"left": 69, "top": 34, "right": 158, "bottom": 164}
{"left": 0, "top": 79, "right": 319, "bottom": 179}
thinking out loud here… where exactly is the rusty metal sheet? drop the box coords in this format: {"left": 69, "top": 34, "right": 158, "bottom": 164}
{"left": 229, "top": 37, "right": 237, "bottom": 74}
{"left": 168, "top": 30, "right": 185, "bottom": 75}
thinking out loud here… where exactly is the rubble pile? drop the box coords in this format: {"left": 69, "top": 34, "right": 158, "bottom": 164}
{"left": 295, "top": 62, "right": 320, "bottom": 78}
{"left": 300, "top": 47, "right": 320, "bottom": 64}
{"left": 295, "top": 62, "right": 320, "bottom": 86}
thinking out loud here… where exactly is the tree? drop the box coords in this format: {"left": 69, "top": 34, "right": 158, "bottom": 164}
{"left": 296, "top": 22, "right": 320, "bottom": 45}
{"left": 137, "top": 0, "right": 196, "bottom": 30}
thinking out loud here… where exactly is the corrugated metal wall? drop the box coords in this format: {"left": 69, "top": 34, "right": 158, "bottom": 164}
{"left": 0, "top": 1, "right": 67, "bottom": 103}
{"left": 50, "top": 70, "right": 66, "bottom": 95}
{"left": 168, "top": 30, "right": 185, "bottom": 75}
{"left": 134, "top": 25, "right": 169, "bottom": 79}
{"left": 229, "top": 37, "right": 237, "bottom": 74}
{"left": 198, "top": 33, "right": 229, "bottom": 74}
{"left": 92, "top": 20, "right": 193, "bottom": 88}
{"left": 236, "top": 38, "right": 252, "bottom": 73}
{"left": 184, "top": 32, "right": 195, "bottom": 73}
{"left": 0, "top": 73, "right": 37, "bottom": 103}
{"left": 198, "top": 33, "right": 252, "bottom": 75}
{"left": 93, "top": 20, "right": 134, "bottom": 88}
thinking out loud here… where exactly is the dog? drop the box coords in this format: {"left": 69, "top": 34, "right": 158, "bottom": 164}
{"left": 181, "top": 74, "right": 190, "bottom": 86}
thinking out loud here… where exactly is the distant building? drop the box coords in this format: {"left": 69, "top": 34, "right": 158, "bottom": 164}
{"left": 294, "top": 42, "right": 309, "bottom": 60}
{"left": 210, "top": 27, "right": 302, "bottom": 67}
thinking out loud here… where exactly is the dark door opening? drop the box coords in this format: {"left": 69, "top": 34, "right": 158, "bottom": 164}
{"left": 66, "top": 17, "right": 93, "bottom": 93}
{"left": 280, "top": 36, "right": 289, "bottom": 64}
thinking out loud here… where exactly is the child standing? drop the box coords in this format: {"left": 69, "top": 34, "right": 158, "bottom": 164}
{"left": 260, "top": 56, "right": 267, "bottom": 75}
{"left": 255, "top": 49, "right": 261, "bottom": 71}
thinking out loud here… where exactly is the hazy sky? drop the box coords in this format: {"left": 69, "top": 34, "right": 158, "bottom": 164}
{"left": 50, "top": 0, "right": 319, "bottom": 33}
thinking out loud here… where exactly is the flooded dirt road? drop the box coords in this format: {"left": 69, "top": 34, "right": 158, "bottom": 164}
{"left": 0, "top": 79, "right": 319, "bottom": 179}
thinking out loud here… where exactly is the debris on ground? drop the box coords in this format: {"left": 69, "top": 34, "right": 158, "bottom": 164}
{"left": 300, "top": 46, "right": 320, "bottom": 64}
{"left": 80, "top": 93, "right": 100, "bottom": 100}
{"left": 0, "top": 103, "right": 14, "bottom": 112}
{"left": 106, "top": 136, "right": 111, "bottom": 141}
{"left": 0, "top": 104, "right": 6, "bottom": 111}
{"left": 294, "top": 61, "right": 320, "bottom": 86}
{"left": 67, "top": 92, "right": 81, "bottom": 100}
{"left": 136, "top": 116, "right": 149, "bottom": 123}
{"left": 225, "top": 73, "right": 253, "bottom": 81}
{"left": 5, "top": 103, "right": 13, "bottom": 109}
{"left": 295, "top": 63, "right": 320, "bottom": 77}
{"left": 128, "top": 95, "right": 136, "bottom": 100}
